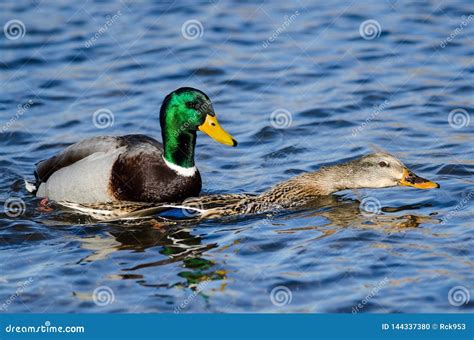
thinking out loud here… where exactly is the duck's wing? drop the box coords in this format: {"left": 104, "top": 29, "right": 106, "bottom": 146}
{"left": 57, "top": 200, "right": 170, "bottom": 221}
{"left": 181, "top": 194, "right": 256, "bottom": 209}
{"left": 33, "top": 136, "right": 128, "bottom": 202}
{"left": 35, "top": 136, "right": 124, "bottom": 183}
{"left": 33, "top": 135, "right": 168, "bottom": 203}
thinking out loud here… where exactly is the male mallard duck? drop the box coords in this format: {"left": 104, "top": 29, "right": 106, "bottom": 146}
{"left": 179, "top": 153, "right": 440, "bottom": 218}
{"left": 28, "top": 87, "right": 237, "bottom": 205}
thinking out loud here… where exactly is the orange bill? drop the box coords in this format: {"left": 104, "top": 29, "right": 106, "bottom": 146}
{"left": 198, "top": 114, "right": 237, "bottom": 147}
{"left": 399, "top": 168, "right": 439, "bottom": 189}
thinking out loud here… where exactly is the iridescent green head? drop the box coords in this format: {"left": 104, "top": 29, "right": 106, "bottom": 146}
{"left": 160, "top": 87, "right": 237, "bottom": 168}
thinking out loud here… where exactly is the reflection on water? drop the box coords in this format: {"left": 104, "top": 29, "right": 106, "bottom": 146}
{"left": 1, "top": 0, "right": 473, "bottom": 312}
{"left": 42, "top": 197, "right": 445, "bottom": 312}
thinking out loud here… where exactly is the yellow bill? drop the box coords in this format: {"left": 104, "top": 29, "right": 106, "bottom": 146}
{"left": 399, "top": 168, "right": 439, "bottom": 189}
{"left": 198, "top": 114, "right": 237, "bottom": 147}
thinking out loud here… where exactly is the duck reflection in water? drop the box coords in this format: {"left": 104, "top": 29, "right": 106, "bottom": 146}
{"left": 67, "top": 192, "right": 438, "bottom": 293}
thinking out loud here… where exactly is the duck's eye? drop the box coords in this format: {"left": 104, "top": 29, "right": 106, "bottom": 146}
{"left": 379, "top": 161, "right": 389, "bottom": 167}
{"left": 186, "top": 102, "right": 197, "bottom": 109}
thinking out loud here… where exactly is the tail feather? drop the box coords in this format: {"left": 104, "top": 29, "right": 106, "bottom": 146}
{"left": 24, "top": 179, "right": 37, "bottom": 194}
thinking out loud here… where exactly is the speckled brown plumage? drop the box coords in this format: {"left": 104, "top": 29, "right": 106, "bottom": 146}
{"left": 189, "top": 173, "right": 329, "bottom": 218}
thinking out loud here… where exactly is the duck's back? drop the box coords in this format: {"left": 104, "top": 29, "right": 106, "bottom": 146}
{"left": 34, "top": 135, "right": 202, "bottom": 203}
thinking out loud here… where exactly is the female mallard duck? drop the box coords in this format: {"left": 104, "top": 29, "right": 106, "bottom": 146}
{"left": 29, "top": 87, "right": 237, "bottom": 205}
{"left": 179, "top": 153, "right": 440, "bottom": 218}
{"left": 62, "top": 152, "right": 439, "bottom": 221}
